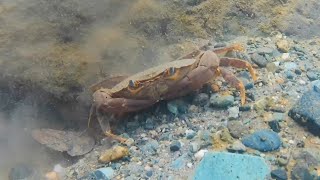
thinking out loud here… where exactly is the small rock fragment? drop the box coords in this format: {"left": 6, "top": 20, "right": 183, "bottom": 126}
{"left": 251, "top": 53, "right": 268, "bottom": 67}
{"left": 210, "top": 94, "right": 234, "bottom": 108}
{"left": 276, "top": 39, "right": 290, "bottom": 53}
{"left": 271, "top": 169, "right": 288, "bottom": 180}
{"left": 170, "top": 141, "right": 181, "bottom": 152}
{"left": 195, "top": 149, "right": 208, "bottom": 161}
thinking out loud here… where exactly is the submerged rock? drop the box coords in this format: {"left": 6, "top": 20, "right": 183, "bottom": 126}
{"left": 288, "top": 89, "right": 320, "bottom": 135}
{"left": 242, "top": 130, "right": 281, "bottom": 152}
{"left": 193, "top": 152, "right": 270, "bottom": 180}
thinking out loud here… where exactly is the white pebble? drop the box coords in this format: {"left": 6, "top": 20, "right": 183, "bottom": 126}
{"left": 281, "top": 53, "right": 290, "bottom": 60}
{"left": 288, "top": 140, "right": 295, "bottom": 144}
{"left": 195, "top": 149, "right": 208, "bottom": 161}
{"left": 187, "top": 162, "right": 193, "bottom": 168}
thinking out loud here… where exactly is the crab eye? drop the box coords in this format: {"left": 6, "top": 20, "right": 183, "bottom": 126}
{"left": 165, "top": 67, "right": 176, "bottom": 76}
{"left": 128, "top": 80, "right": 140, "bottom": 88}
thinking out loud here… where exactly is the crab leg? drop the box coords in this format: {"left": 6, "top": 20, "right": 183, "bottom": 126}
{"left": 219, "top": 68, "right": 246, "bottom": 105}
{"left": 219, "top": 57, "right": 257, "bottom": 81}
{"left": 212, "top": 43, "right": 245, "bottom": 55}
{"left": 96, "top": 109, "right": 128, "bottom": 143}
{"left": 99, "top": 98, "right": 158, "bottom": 114}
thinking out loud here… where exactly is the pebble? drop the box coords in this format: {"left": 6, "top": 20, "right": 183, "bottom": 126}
{"left": 288, "top": 90, "right": 320, "bottom": 135}
{"left": 307, "top": 71, "right": 318, "bottom": 81}
{"left": 185, "top": 129, "right": 196, "bottom": 139}
{"left": 167, "top": 100, "right": 188, "bottom": 115}
{"left": 79, "top": 167, "right": 114, "bottom": 180}
{"left": 241, "top": 130, "right": 281, "bottom": 152}
{"left": 228, "top": 106, "right": 239, "bottom": 119}
{"left": 193, "top": 152, "right": 270, "bottom": 180}
{"left": 227, "top": 140, "right": 247, "bottom": 153}
{"left": 257, "top": 47, "right": 274, "bottom": 55}
{"left": 171, "top": 154, "right": 187, "bottom": 170}
{"left": 170, "top": 140, "right": 181, "bottom": 152}
{"left": 283, "top": 62, "right": 297, "bottom": 70}
{"left": 251, "top": 53, "right": 268, "bottom": 67}
{"left": 227, "top": 120, "right": 248, "bottom": 138}
{"left": 210, "top": 94, "right": 234, "bottom": 108}
{"left": 312, "top": 80, "right": 320, "bottom": 93}
{"left": 285, "top": 71, "right": 295, "bottom": 79}
{"left": 281, "top": 53, "right": 290, "bottom": 60}
{"left": 189, "top": 142, "right": 200, "bottom": 153}
{"left": 271, "top": 169, "right": 288, "bottom": 180}
{"left": 194, "top": 149, "right": 208, "bottom": 161}
{"left": 268, "top": 120, "right": 281, "bottom": 133}
{"left": 266, "top": 62, "right": 278, "bottom": 73}
{"left": 276, "top": 39, "right": 290, "bottom": 52}
{"left": 193, "top": 93, "right": 210, "bottom": 106}
{"left": 145, "top": 118, "right": 154, "bottom": 130}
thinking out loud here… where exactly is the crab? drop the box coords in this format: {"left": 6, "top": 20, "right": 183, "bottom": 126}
{"left": 88, "top": 43, "right": 257, "bottom": 142}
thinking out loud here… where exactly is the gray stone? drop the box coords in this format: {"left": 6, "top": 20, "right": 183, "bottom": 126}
{"left": 251, "top": 53, "right": 268, "bottom": 67}
{"left": 210, "top": 94, "right": 234, "bottom": 108}
{"left": 288, "top": 90, "right": 320, "bottom": 135}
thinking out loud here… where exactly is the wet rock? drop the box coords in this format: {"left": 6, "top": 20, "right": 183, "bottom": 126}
{"left": 210, "top": 94, "right": 234, "bottom": 108}
{"left": 251, "top": 53, "right": 268, "bottom": 67}
{"left": 241, "top": 130, "right": 281, "bottom": 152}
{"left": 145, "top": 118, "right": 155, "bottom": 130}
{"left": 276, "top": 39, "right": 290, "bottom": 53}
{"left": 227, "top": 120, "right": 248, "bottom": 138}
{"left": 268, "top": 120, "right": 281, "bottom": 133}
{"left": 193, "top": 93, "right": 209, "bottom": 106}
{"left": 266, "top": 62, "right": 278, "bottom": 73}
{"left": 239, "top": 105, "right": 251, "bottom": 111}
{"left": 285, "top": 71, "right": 295, "bottom": 79}
{"left": 271, "top": 169, "right": 287, "bottom": 180}
{"left": 227, "top": 140, "right": 246, "bottom": 153}
{"left": 189, "top": 142, "right": 200, "bottom": 153}
{"left": 170, "top": 140, "right": 181, "bottom": 152}
{"left": 283, "top": 62, "right": 297, "bottom": 70}
{"left": 141, "top": 139, "right": 159, "bottom": 156}
{"left": 185, "top": 129, "right": 196, "bottom": 139}
{"left": 257, "top": 47, "right": 274, "bottom": 55}
{"left": 228, "top": 106, "right": 239, "bottom": 119}
{"left": 171, "top": 154, "right": 187, "bottom": 170}
{"left": 288, "top": 90, "right": 320, "bottom": 135}
{"left": 31, "top": 128, "right": 95, "bottom": 156}
{"left": 291, "top": 164, "right": 314, "bottom": 180}
{"left": 194, "top": 149, "right": 208, "bottom": 161}
{"left": 313, "top": 80, "right": 320, "bottom": 93}
{"left": 193, "top": 152, "right": 270, "bottom": 180}
{"left": 294, "top": 69, "right": 302, "bottom": 75}
{"left": 79, "top": 167, "right": 114, "bottom": 180}
{"left": 307, "top": 71, "right": 318, "bottom": 81}
{"left": 237, "top": 71, "right": 254, "bottom": 89}
{"left": 167, "top": 99, "right": 188, "bottom": 115}
{"left": 220, "top": 128, "right": 234, "bottom": 143}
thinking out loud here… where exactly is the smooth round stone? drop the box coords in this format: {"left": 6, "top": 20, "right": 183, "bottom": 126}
{"left": 271, "top": 169, "right": 287, "bottom": 180}
{"left": 251, "top": 53, "right": 267, "bottom": 67}
{"left": 307, "top": 71, "right": 318, "bottom": 81}
{"left": 242, "top": 130, "right": 281, "bottom": 152}
{"left": 170, "top": 141, "right": 181, "bottom": 152}
{"left": 194, "top": 152, "right": 270, "bottom": 180}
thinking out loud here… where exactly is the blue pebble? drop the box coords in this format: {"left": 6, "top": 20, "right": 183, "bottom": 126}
{"left": 193, "top": 152, "right": 270, "bottom": 180}
{"left": 241, "top": 130, "right": 281, "bottom": 152}
{"left": 285, "top": 71, "right": 295, "bottom": 79}
{"left": 171, "top": 154, "right": 187, "bottom": 170}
